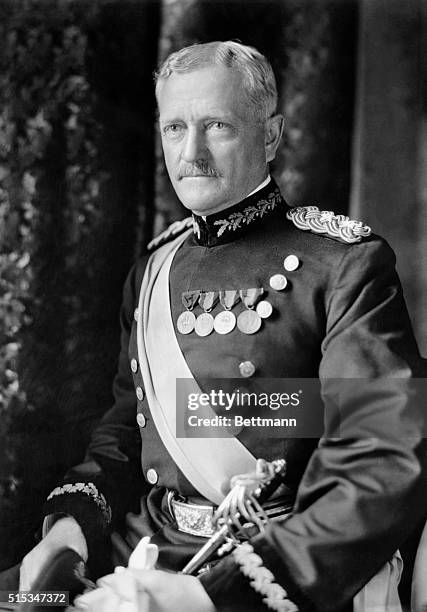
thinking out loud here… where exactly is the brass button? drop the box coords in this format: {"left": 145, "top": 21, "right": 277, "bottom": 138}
{"left": 239, "top": 361, "right": 256, "bottom": 378}
{"left": 134, "top": 308, "right": 139, "bottom": 322}
{"left": 136, "top": 413, "right": 146, "bottom": 428}
{"left": 283, "top": 254, "right": 299, "bottom": 272}
{"left": 136, "top": 386, "right": 144, "bottom": 401}
{"left": 256, "top": 300, "right": 273, "bottom": 319}
{"left": 131, "top": 358, "right": 138, "bottom": 373}
{"left": 146, "top": 468, "right": 158, "bottom": 484}
{"left": 269, "top": 274, "right": 287, "bottom": 291}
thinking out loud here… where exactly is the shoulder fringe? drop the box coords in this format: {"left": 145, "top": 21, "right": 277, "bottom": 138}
{"left": 147, "top": 217, "right": 193, "bottom": 251}
{"left": 286, "top": 206, "right": 372, "bottom": 244}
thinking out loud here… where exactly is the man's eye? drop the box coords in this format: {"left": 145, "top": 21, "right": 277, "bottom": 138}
{"left": 208, "top": 121, "right": 227, "bottom": 130}
{"left": 163, "top": 124, "right": 183, "bottom": 135}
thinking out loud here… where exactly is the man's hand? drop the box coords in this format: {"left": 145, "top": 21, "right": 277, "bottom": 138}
{"left": 19, "top": 516, "right": 88, "bottom": 590}
{"left": 97, "top": 568, "right": 216, "bottom": 612}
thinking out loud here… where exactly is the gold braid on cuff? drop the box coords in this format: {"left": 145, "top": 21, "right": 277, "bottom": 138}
{"left": 233, "top": 542, "right": 298, "bottom": 612}
{"left": 46, "top": 482, "right": 112, "bottom": 524}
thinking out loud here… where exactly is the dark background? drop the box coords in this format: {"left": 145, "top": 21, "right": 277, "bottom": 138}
{"left": 0, "top": 0, "right": 425, "bottom": 569}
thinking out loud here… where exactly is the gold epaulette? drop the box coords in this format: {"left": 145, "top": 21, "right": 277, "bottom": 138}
{"left": 147, "top": 217, "right": 193, "bottom": 251}
{"left": 286, "top": 206, "right": 372, "bottom": 244}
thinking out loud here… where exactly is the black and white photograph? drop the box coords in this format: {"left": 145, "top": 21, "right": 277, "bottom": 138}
{"left": 0, "top": 1, "right": 426, "bottom": 611}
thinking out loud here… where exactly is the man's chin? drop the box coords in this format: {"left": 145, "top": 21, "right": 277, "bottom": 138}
{"left": 175, "top": 184, "right": 225, "bottom": 215}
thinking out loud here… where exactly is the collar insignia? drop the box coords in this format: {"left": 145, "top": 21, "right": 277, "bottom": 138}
{"left": 286, "top": 206, "right": 372, "bottom": 244}
{"left": 213, "top": 187, "right": 282, "bottom": 237}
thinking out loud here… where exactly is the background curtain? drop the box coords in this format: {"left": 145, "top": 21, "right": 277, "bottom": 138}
{"left": 0, "top": 0, "right": 425, "bottom": 568}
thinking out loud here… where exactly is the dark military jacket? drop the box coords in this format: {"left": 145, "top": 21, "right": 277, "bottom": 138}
{"left": 44, "top": 179, "right": 426, "bottom": 612}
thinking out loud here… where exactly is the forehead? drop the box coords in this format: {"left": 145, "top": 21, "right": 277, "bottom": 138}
{"left": 157, "top": 65, "right": 249, "bottom": 120}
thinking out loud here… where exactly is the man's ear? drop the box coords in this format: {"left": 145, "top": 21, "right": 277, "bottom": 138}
{"left": 265, "top": 114, "right": 284, "bottom": 163}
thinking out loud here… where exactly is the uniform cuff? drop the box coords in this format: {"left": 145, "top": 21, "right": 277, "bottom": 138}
{"left": 199, "top": 531, "right": 316, "bottom": 612}
{"left": 199, "top": 553, "right": 268, "bottom": 612}
{"left": 43, "top": 482, "right": 112, "bottom": 579}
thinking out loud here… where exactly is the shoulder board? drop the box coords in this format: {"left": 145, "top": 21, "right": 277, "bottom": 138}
{"left": 286, "top": 206, "right": 372, "bottom": 244}
{"left": 147, "top": 217, "right": 193, "bottom": 251}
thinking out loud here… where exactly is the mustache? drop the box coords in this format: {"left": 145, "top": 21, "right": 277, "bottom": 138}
{"left": 178, "top": 162, "right": 220, "bottom": 178}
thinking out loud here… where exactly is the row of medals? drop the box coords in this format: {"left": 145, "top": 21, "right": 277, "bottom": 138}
{"left": 177, "top": 288, "right": 273, "bottom": 336}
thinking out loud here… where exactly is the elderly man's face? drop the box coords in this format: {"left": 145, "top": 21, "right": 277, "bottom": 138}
{"left": 157, "top": 65, "right": 273, "bottom": 215}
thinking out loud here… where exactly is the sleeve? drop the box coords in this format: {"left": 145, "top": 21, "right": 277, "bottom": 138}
{"left": 42, "top": 261, "right": 149, "bottom": 577}
{"left": 200, "top": 237, "right": 426, "bottom": 612}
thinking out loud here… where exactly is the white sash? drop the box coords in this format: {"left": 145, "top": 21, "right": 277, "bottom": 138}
{"left": 136, "top": 230, "right": 256, "bottom": 504}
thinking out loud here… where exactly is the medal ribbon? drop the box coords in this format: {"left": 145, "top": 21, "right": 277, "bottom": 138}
{"left": 239, "top": 288, "right": 264, "bottom": 309}
{"left": 199, "top": 291, "right": 218, "bottom": 312}
{"left": 182, "top": 290, "right": 200, "bottom": 311}
{"left": 219, "top": 290, "right": 239, "bottom": 311}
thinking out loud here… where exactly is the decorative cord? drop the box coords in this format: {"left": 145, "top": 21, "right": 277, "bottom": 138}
{"left": 233, "top": 542, "right": 298, "bottom": 612}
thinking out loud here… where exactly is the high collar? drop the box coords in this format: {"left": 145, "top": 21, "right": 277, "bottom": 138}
{"left": 191, "top": 178, "right": 284, "bottom": 247}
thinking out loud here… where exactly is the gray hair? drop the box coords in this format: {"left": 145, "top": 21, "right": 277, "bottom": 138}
{"left": 155, "top": 41, "right": 278, "bottom": 120}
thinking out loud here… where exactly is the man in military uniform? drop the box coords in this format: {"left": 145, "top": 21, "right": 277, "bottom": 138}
{"left": 17, "top": 41, "right": 425, "bottom": 611}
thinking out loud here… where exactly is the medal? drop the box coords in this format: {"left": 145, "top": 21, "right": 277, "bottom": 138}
{"left": 219, "top": 289, "right": 240, "bottom": 310}
{"left": 195, "top": 291, "right": 218, "bottom": 337}
{"left": 182, "top": 290, "right": 200, "bottom": 310}
{"left": 177, "top": 310, "right": 196, "bottom": 334}
{"left": 237, "top": 288, "right": 264, "bottom": 335}
{"left": 177, "top": 291, "right": 200, "bottom": 334}
{"left": 214, "top": 290, "right": 239, "bottom": 335}
{"left": 198, "top": 291, "right": 218, "bottom": 312}
{"left": 214, "top": 310, "right": 236, "bottom": 334}
{"left": 239, "top": 288, "right": 264, "bottom": 309}
{"left": 195, "top": 312, "right": 214, "bottom": 336}
{"left": 256, "top": 300, "right": 273, "bottom": 319}
{"left": 237, "top": 309, "right": 262, "bottom": 334}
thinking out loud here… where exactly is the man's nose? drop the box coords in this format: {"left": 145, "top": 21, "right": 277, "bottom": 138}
{"left": 181, "top": 127, "right": 207, "bottom": 162}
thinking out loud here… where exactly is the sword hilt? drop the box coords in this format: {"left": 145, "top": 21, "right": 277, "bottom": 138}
{"left": 182, "top": 459, "right": 287, "bottom": 575}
